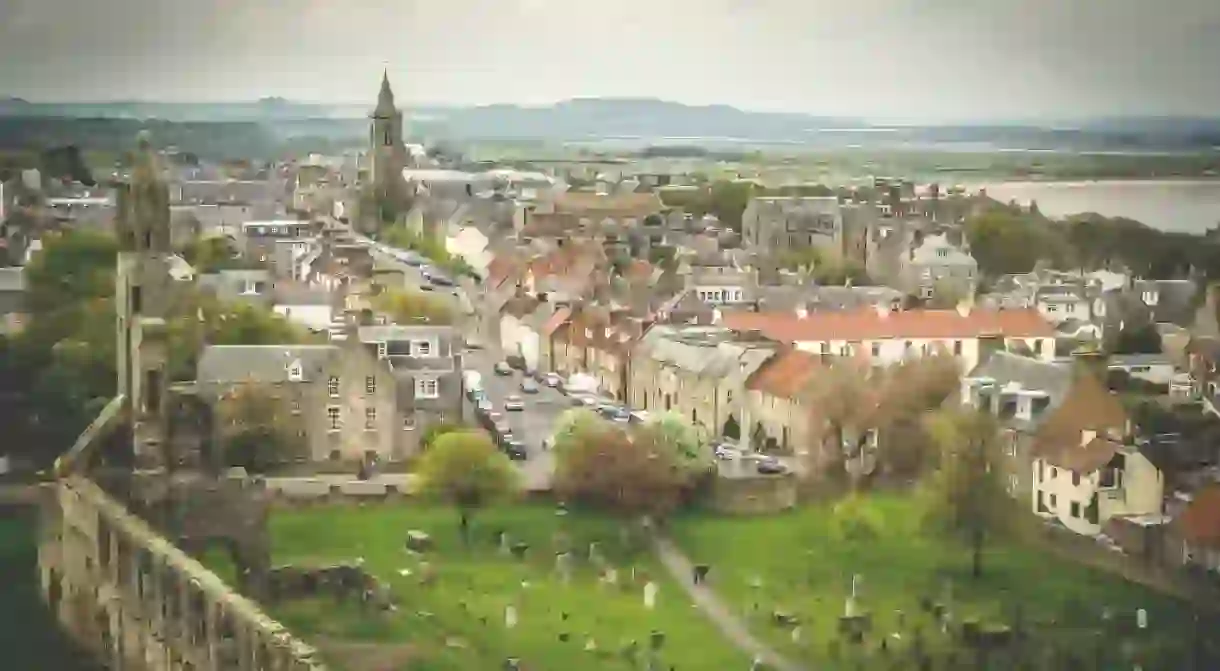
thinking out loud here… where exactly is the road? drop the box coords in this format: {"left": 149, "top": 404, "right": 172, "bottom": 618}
{"left": 464, "top": 346, "right": 569, "bottom": 491}
{"left": 349, "top": 229, "right": 564, "bottom": 489}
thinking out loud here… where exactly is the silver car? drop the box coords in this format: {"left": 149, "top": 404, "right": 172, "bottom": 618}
{"left": 504, "top": 395, "right": 525, "bottom": 411}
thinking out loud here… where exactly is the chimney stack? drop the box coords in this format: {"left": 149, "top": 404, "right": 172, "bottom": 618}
{"left": 1071, "top": 347, "right": 1109, "bottom": 381}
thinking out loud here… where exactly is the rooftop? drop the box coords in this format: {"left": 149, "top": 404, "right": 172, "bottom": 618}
{"left": 722, "top": 307, "right": 1056, "bottom": 343}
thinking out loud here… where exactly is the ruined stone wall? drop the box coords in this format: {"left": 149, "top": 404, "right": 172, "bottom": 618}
{"left": 39, "top": 475, "right": 328, "bottom": 671}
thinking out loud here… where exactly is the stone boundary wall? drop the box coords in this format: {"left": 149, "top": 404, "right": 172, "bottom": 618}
{"left": 41, "top": 475, "right": 329, "bottom": 670}
{"left": 255, "top": 474, "right": 419, "bottom": 507}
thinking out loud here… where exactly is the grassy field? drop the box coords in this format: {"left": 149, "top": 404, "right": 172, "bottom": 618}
{"left": 668, "top": 493, "right": 1203, "bottom": 668}
{"left": 264, "top": 504, "right": 750, "bottom": 671}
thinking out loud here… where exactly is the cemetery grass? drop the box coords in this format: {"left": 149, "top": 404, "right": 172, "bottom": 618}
{"left": 669, "top": 492, "right": 1196, "bottom": 668}
{"left": 264, "top": 503, "right": 752, "bottom": 671}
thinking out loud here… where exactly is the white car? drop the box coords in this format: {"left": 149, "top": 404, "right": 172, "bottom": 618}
{"left": 543, "top": 373, "right": 562, "bottom": 388}
{"left": 504, "top": 395, "right": 525, "bottom": 411}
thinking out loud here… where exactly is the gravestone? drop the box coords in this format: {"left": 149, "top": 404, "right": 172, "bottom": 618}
{"left": 644, "top": 581, "right": 658, "bottom": 610}
{"left": 405, "top": 530, "right": 432, "bottom": 552}
{"left": 555, "top": 551, "right": 573, "bottom": 584}
{"left": 510, "top": 542, "right": 529, "bottom": 559}
{"left": 505, "top": 604, "right": 518, "bottom": 629}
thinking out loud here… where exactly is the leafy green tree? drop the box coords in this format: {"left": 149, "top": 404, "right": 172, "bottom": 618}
{"left": 642, "top": 411, "right": 708, "bottom": 470}
{"left": 554, "top": 418, "right": 687, "bottom": 520}
{"left": 179, "top": 236, "right": 256, "bottom": 273}
{"left": 919, "top": 408, "right": 1017, "bottom": 578}
{"left": 217, "top": 382, "right": 298, "bottom": 473}
{"left": 417, "top": 430, "right": 520, "bottom": 543}
{"left": 372, "top": 286, "right": 454, "bottom": 325}
{"left": 23, "top": 230, "right": 117, "bottom": 315}
{"left": 1112, "top": 322, "right": 1163, "bottom": 355}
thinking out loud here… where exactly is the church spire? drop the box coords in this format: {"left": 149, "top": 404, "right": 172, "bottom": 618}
{"left": 375, "top": 70, "right": 396, "bottom": 116}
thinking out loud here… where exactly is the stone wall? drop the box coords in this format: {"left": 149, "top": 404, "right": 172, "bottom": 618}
{"left": 39, "top": 475, "right": 328, "bottom": 670}
{"left": 708, "top": 472, "right": 798, "bottom": 515}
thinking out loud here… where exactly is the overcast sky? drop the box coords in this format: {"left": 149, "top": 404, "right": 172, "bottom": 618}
{"left": 0, "top": 0, "right": 1217, "bottom": 122}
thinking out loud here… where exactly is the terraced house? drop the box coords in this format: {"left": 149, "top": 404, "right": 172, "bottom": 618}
{"left": 195, "top": 324, "right": 461, "bottom": 468}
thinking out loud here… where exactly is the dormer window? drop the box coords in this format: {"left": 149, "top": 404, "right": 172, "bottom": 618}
{"left": 287, "top": 360, "right": 303, "bottom": 382}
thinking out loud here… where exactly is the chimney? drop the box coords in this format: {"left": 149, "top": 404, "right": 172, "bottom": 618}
{"left": 955, "top": 298, "right": 973, "bottom": 317}
{"left": 1071, "top": 347, "right": 1109, "bottom": 381}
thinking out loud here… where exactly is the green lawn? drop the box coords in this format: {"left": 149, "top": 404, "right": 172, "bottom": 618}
{"left": 669, "top": 493, "right": 1200, "bottom": 668}
{"left": 264, "top": 504, "right": 750, "bottom": 671}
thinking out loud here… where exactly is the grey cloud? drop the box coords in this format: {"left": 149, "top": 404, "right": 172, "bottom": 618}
{"left": 0, "top": 0, "right": 1215, "bottom": 121}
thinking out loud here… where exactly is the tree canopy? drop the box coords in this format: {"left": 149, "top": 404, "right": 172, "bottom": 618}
{"left": 372, "top": 286, "right": 455, "bottom": 325}
{"left": 919, "top": 407, "right": 1018, "bottom": 578}
{"left": 553, "top": 418, "right": 688, "bottom": 519}
{"left": 416, "top": 430, "right": 519, "bottom": 525}
{"left": 216, "top": 382, "right": 299, "bottom": 472}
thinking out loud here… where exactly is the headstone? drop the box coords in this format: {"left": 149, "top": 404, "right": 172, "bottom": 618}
{"left": 505, "top": 604, "right": 518, "bottom": 629}
{"left": 791, "top": 626, "right": 802, "bottom": 643}
{"left": 644, "top": 581, "right": 658, "bottom": 610}
{"left": 405, "top": 530, "right": 432, "bottom": 552}
{"left": 498, "top": 531, "right": 510, "bottom": 554}
{"left": 1136, "top": 608, "right": 1147, "bottom": 630}
{"left": 556, "top": 551, "right": 572, "bottom": 584}
{"left": 510, "top": 542, "right": 529, "bottom": 559}
{"left": 602, "top": 567, "right": 618, "bottom": 587}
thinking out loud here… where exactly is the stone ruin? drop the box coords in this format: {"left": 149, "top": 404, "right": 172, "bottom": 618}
{"left": 267, "top": 562, "right": 396, "bottom": 611}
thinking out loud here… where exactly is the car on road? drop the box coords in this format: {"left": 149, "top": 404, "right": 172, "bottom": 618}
{"left": 543, "top": 372, "right": 562, "bottom": 388}
{"left": 476, "top": 398, "right": 493, "bottom": 413}
{"left": 572, "top": 394, "right": 600, "bottom": 408}
{"left": 504, "top": 395, "right": 525, "bottom": 411}
{"left": 520, "top": 379, "right": 539, "bottom": 394}
{"left": 464, "top": 337, "right": 484, "bottom": 350}
{"left": 713, "top": 443, "right": 741, "bottom": 460}
{"left": 494, "top": 361, "right": 513, "bottom": 376}
{"left": 597, "top": 404, "right": 631, "bottom": 423}
{"left": 503, "top": 439, "right": 527, "bottom": 461}
{"left": 755, "top": 456, "right": 788, "bottom": 475}
{"left": 400, "top": 253, "right": 424, "bottom": 267}
{"left": 429, "top": 274, "right": 455, "bottom": 287}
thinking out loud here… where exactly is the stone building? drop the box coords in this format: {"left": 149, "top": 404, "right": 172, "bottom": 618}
{"left": 357, "top": 72, "right": 412, "bottom": 235}
{"left": 196, "top": 325, "right": 462, "bottom": 467}
{"left": 629, "top": 325, "right": 777, "bottom": 446}
{"left": 741, "top": 196, "right": 844, "bottom": 260}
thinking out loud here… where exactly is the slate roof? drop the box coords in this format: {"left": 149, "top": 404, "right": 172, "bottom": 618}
{"left": 723, "top": 307, "right": 1055, "bottom": 342}
{"left": 965, "top": 351, "right": 1074, "bottom": 433}
{"left": 358, "top": 324, "right": 454, "bottom": 343}
{"left": 196, "top": 344, "right": 338, "bottom": 384}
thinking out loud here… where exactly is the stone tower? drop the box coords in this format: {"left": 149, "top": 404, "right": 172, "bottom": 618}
{"left": 115, "top": 131, "right": 174, "bottom": 471}
{"left": 369, "top": 70, "right": 408, "bottom": 194}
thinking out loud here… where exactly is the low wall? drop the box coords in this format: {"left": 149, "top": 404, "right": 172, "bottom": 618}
{"left": 708, "top": 472, "right": 798, "bottom": 515}
{"left": 256, "top": 474, "right": 419, "bottom": 507}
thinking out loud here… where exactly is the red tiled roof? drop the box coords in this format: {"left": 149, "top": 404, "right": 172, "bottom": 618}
{"left": 722, "top": 307, "right": 1055, "bottom": 342}
{"left": 1180, "top": 486, "right": 1220, "bottom": 547}
{"left": 746, "top": 348, "right": 823, "bottom": 399}
{"left": 487, "top": 255, "right": 521, "bottom": 288}
{"left": 1044, "top": 436, "right": 1122, "bottom": 473}
{"left": 542, "top": 306, "right": 572, "bottom": 336}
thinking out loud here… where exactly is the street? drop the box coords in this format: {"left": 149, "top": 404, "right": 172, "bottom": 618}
{"left": 463, "top": 346, "right": 569, "bottom": 491}
{"left": 353, "top": 230, "right": 564, "bottom": 489}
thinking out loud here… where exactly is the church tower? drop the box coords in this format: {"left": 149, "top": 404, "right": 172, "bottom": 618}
{"left": 369, "top": 70, "right": 408, "bottom": 192}
{"left": 115, "top": 131, "right": 174, "bottom": 471}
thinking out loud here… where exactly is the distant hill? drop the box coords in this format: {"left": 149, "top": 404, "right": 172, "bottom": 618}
{"left": 1, "top": 97, "right": 1217, "bottom": 151}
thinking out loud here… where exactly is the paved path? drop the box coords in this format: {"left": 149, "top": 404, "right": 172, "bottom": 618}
{"left": 653, "top": 535, "right": 808, "bottom": 671}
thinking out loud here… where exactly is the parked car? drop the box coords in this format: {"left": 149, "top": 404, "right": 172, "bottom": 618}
{"left": 430, "top": 274, "right": 455, "bottom": 287}
{"left": 755, "top": 456, "right": 787, "bottom": 475}
{"left": 494, "top": 361, "right": 513, "bottom": 376}
{"left": 464, "top": 337, "right": 484, "bottom": 350}
{"left": 503, "top": 439, "right": 527, "bottom": 461}
{"left": 521, "top": 379, "right": 539, "bottom": 394}
{"left": 543, "top": 372, "right": 562, "bottom": 388}
{"left": 713, "top": 443, "right": 741, "bottom": 460}
{"left": 597, "top": 404, "right": 631, "bottom": 423}
{"left": 504, "top": 395, "right": 525, "bottom": 411}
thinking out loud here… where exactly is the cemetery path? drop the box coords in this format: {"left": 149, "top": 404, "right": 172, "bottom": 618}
{"left": 653, "top": 535, "right": 808, "bottom": 671}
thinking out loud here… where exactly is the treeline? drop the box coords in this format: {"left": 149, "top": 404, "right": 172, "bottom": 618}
{"left": 0, "top": 230, "right": 319, "bottom": 467}
{"left": 965, "top": 201, "right": 1220, "bottom": 282}
{"left": 0, "top": 117, "right": 281, "bottom": 161}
